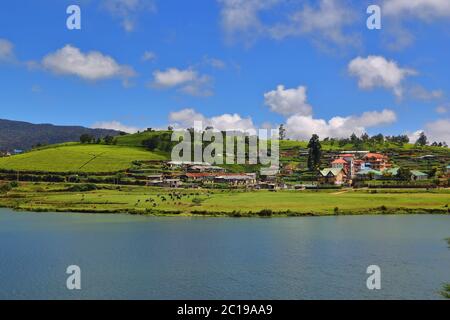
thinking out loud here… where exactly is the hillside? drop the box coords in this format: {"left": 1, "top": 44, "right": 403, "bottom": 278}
{"left": 0, "top": 129, "right": 448, "bottom": 176}
{"left": 0, "top": 119, "right": 121, "bottom": 151}
{"left": 0, "top": 143, "right": 167, "bottom": 173}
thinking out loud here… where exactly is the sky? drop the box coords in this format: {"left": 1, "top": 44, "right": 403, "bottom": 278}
{"left": 0, "top": 0, "right": 449, "bottom": 143}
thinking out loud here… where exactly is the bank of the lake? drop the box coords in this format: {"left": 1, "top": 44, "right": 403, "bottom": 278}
{"left": 0, "top": 208, "right": 449, "bottom": 300}
{"left": 0, "top": 182, "right": 449, "bottom": 217}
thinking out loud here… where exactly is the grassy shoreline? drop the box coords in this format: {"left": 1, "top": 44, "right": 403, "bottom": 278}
{"left": 0, "top": 182, "right": 449, "bottom": 218}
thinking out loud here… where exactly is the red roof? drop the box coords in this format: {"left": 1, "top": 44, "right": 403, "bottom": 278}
{"left": 340, "top": 154, "right": 355, "bottom": 157}
{"left": 332, "top": 159, "right": 347, "bottom": 164}
{"left": 364, "top": 153, "right": 386, "bottom": 159}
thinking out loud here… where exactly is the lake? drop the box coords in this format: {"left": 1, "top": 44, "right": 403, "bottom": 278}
{"left": 0, "top": 208, "right": 449, "bottom": 300}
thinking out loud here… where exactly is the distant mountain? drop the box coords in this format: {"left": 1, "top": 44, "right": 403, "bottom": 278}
{"left": 0, "top": 119, "right": 122, "bottom": 151}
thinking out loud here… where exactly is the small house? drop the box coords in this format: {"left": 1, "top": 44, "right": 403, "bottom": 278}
{"left": 318, "top": 168, "right": 346, "bottom": 185}
{"left": 410, "top": 170, "right": 428, "bottom": 181}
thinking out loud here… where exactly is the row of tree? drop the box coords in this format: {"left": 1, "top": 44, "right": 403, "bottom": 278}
{"left": 79, "top": 134, "right": 116, "bottom": 145}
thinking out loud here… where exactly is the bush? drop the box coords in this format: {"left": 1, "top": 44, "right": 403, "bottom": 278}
{"left": 192, "top": 197, "right": 203, "bottom": 206}
{"left": 258, "top": 209, "right": 273, "bottom": 217}
{"left": 66, "top": 183, "right": 98, "bottom": 192}
{"left": 0, "top": 183, "right": 12, "bottom": 193}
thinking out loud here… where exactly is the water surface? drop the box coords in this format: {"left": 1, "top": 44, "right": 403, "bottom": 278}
{"left": 0, "top": 208, "right": 449, "bottom": 300}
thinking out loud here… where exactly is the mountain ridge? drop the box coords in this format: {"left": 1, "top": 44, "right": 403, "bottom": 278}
{"left": 0, "top": 118, "right": 121, "bottom": 151}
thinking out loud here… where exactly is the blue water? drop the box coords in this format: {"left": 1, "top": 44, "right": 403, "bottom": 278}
{"left": 0, "top": 208, "right": 449, "bottom": 300}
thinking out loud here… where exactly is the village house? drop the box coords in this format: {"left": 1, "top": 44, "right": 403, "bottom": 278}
{"left": 410, "top": 170, "right": 428, "bottom": 181}
{"left": 318, "top": 168, "right": 347, "bottom": 185}
{"left": 147, "top": 174, "right": 183, "bottom": 188}
{"left": 363, "top": 153, "right": 390, "bottom": 171}
{"left": 214, "top": 174, "right": 257, "bottom": 186}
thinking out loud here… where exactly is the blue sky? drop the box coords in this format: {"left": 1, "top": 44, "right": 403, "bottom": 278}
{"left": 0, "top": 0, "right": 449, "bottom": 143}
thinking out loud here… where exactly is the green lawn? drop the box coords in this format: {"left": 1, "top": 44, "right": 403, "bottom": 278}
{"left": 0, "top": 144, "right": 167, "bottom": 173}
{"left": 2, "top": 183, "right": 449, "bottom": 216}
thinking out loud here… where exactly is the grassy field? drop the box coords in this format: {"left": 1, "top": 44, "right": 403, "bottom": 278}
{"left": 1, "top": 182, "right": 449, "bottom": 216}
{"left": 0, "top": 144, "right": 167, "bottom": 173}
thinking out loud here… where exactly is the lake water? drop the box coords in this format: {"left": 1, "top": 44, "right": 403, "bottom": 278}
{"left": 0, "top": 208, "right": 449, "bottom": 300}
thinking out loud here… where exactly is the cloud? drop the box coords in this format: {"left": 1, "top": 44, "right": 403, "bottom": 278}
{"left": 381, "top": 0, "right": 450, "bottom": 50}
{"left": 424, "top": 118, "right": 450, "bottom": 144}
{"left": 406, "top": 118, "right": 450, "bottom": 145}
{"left": 218, "top": 0, "right": 279, "bottom": 43}
{"left": 405, "top": 130, "right": 424, "bottom": 144}
{"left": 436, "top": 105, "right": 448, "bottom": 114}
{"left": 264, "top": 85, "right": 312, "bottom": 116}
{"left": 408, "top": 85, "right": 443, "bottom": 101}
{"left": 203, "top": 56, "right": 226, "bottom": 69}
{"left": 383, "top": 0, "right": 450, "bottom": 20}
{"left": 151, "top": 68, "right": 213, "bottom": 97}
{"left": 142, "top": 51, "right": 157, "bottom": 62}
{"left": 0, "top": 38, "right": 15, "bottom": 62}
{"left": 102, "top": 0, "right": 157, "bottom": 32}
{"left": 41, "top": 45, "right": 136, "bottom": 82}
{"left": 269, "top": 0, "right": 360, "bottom": 48}
{"left": 285, "top": 109, "right": 397, "bottom": 140}
{"left": 91, "top": 121, "right": 140, "bottom": 133}
{"left": 218, "top": 0, "right": 358, "bottom": 49}
{"left": 169, "top": 108, "right": 255, "bottom": 132}
{"left": 348, "top": 55, "right": 417, "bottom": 98}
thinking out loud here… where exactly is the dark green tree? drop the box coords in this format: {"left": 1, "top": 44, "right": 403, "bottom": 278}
{"left": 104, "top": 135, "right": 114, "bottom": 145}
{"left": 397, "top": 167, "right": 412, "bottom": 181}
{"left": 80, "top": 134, "right": 94, "bottom": 144}
{"left": 415, "top": 132, "right": 428, "bottom": 146}
{"left": 307, "top": 134, "right": 322, "bottom": 171}
{"left": 279, "top": 124, "right": 287, "bottom": 141}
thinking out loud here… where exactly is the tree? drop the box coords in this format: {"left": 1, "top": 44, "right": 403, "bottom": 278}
{"left": 104, "top": 135, "right": 114, "bottom": 145}
{"left": 415, "top": 132, "right": 428, "bottom": 146}
{"left": 279, "top": 124, "right": 287, "bottom": 141}
{"left": 142, "top": 136, "right": 159, "bottom": 151}
{"left": 361, "top": 133, "right": 369, "bottom": 142}
{"left": 80, "top": 134, "right": 94, "bottom": 144}
{"left": 307, "top": 134, "right": 322, "bottom": 171}
{"left": 397, "top": 167, "right": 412, "bottom": 181}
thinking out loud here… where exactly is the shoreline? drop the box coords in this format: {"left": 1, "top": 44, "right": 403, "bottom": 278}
{"left": 1, "top": 204, "right": 449, "bottom": 218}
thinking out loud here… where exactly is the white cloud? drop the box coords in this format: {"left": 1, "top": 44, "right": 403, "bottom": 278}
{"left": 264, "top": 85, "right": 312, "bottom": 116}
{"left": 102, "top": 0, "right": 157, "bottom": 32}
{"left": 142, "top": 51, "right": 157, "bottom": 62}
{"left": 408, "top": 85, "right": 443, "bottom": 101}
{"left": 270, "top": 0, "right": 360, "bottom": 48}
{"left": 383, "top": 0, "right": 450, "bottom": 20}
{"left": 218, "top": 0, "right": 359, "bottom": 48}
{"left": 218, "top": 0, "right": 279, "bottom": 42}
{"left": 91, "top": 121, "right": 140, "bottom": 133}
{"left": 285, "top": 109, "right": 397, "bottom": 140}
{"left": 204, "top": 56, "right": 226, "bottom": 69}
{"left": 406, "top": 130, "right": 424, "bottom": 144}
{"left": 381, "top": 0, "right": 450, "bottom": 50}
{"left": 348, "top": 55, "right": 417, "bottom": 98}
{"left": 169, "top": 108, "right": 255, "bottom": 132}
{"left": 41, "top": 45, "right": 136, "bottom": 82}
{"left": 0, "top": 38, "right": 14, "bottom": 62}
{"left": 424, "top": 118, "right": 450, "bottom": 144}
{"left": 151, "top": 68, "right": 213, "bottom": 97}
{"left": 436, "top": 105, "right": 448, "bottom": 114}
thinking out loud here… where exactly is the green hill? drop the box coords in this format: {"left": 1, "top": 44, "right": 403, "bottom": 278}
{"left": 0, "top": 143, "right": 167, "bottom": 173}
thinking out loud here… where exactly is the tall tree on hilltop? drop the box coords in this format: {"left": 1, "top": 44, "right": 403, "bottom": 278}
{"left": 307, "top": 134, "right": 322, "bottom": 171}
{"left": 279, "top": 124, "right": 287, "bottom": 141}
{"left": 415, "top": 132, "right": 428, "bottom": 146}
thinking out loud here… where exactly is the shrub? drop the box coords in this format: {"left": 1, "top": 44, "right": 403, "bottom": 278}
{"left": 66, "top": 183, "right": 98, "bottom": 192}
{"left": 258, "top": 209, "right": 273, "bottom": 217}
